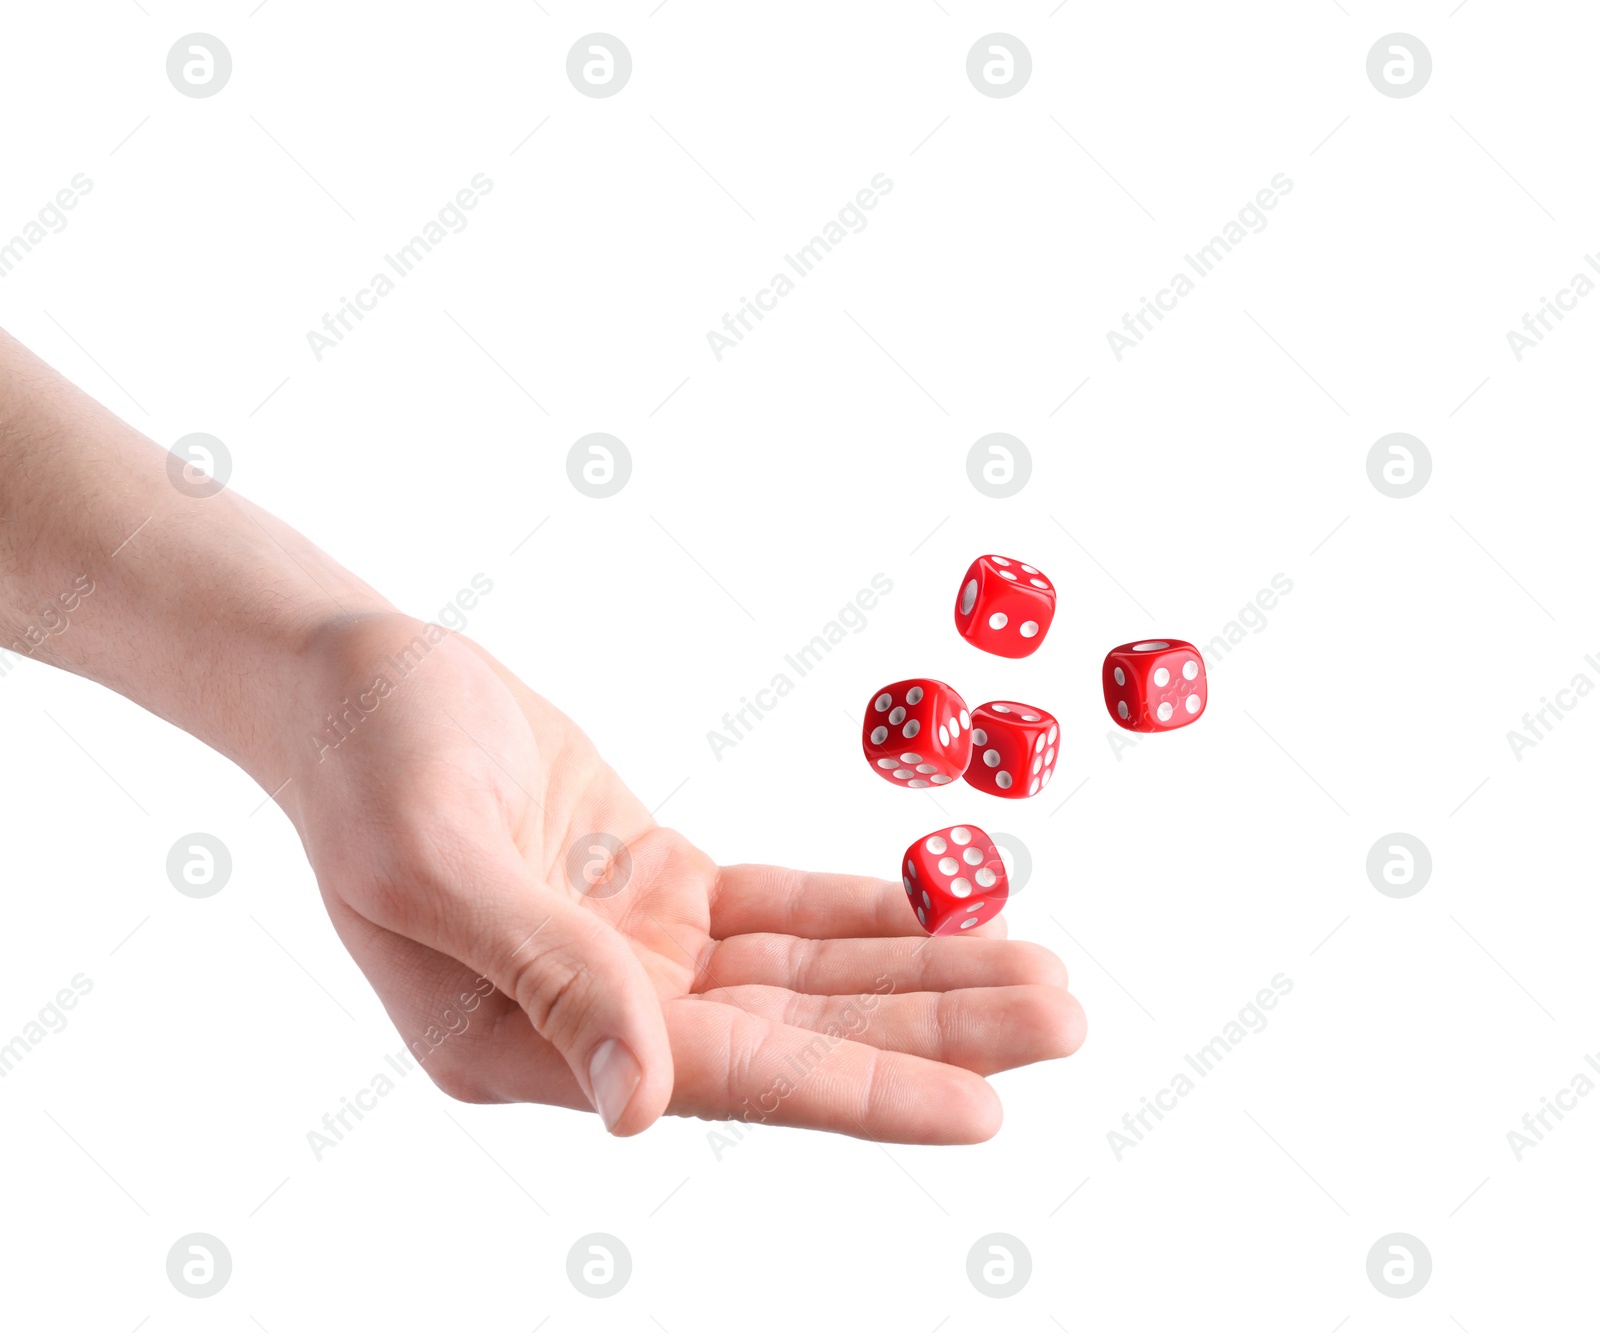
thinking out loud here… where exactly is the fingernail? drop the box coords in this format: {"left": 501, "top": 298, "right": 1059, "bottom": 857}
{"left": 588, "top": 1038, "right": 641, "bottom": 1133}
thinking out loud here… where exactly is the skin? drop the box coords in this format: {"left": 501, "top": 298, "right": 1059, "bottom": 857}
{"left": 0, "top": 328, "right": 1085, "bottom": 1141}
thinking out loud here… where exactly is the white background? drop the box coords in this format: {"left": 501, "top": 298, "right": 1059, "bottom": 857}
{"left": 1, "top": 1, "right": 1596, "bottom": 1327}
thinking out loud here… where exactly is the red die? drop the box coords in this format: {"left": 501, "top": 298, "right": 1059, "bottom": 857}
{"left": 861, "top": 678, "right": 972, "bottom": 788}
{"left": 963, "top": 701, "right": 1059, "bottom": 798}
{"left": 954, "top": 554, "right": 1056, "bottom": 658}
{"left": 902, "top": 824, "right": 1009, "bottom": 934}
{"left": 1103, "top": 639, "right": 1207, "bottom": 731}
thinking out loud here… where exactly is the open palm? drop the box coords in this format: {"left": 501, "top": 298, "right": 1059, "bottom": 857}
{"left": 280, "top": 613, "right": 1084, "bottom": 1141}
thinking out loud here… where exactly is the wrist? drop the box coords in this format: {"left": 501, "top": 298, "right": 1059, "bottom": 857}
{"left": 75, "top": 491, "right": 398, "bottom": 795}
{"left": 208, "top": 606, "right": 391, "bottom": 797}
{"left": 253, "top": 608, "right": 456, "bottom": 816}
{"left": 0, "top": 329, "right": 400, "bottom": 802}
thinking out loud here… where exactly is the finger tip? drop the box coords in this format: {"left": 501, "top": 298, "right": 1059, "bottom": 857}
{"left": 940, "top": 1069, "right": 1003, "bottom": 1143}
{"left": 968, "top": 1083, "right": 1004, "bottom": 1142}
{"left": 1050, "top": 989, "right": 1089, "bottom": 1059}
{"left": 600, "top": 1074, "right": 672, "bottom": 1137}
{"left": 1065, "top": 992, "right": 1088, "bottom": 1054}
{"left": 589, "top": 1037, "right": 674, "bottom": 1137}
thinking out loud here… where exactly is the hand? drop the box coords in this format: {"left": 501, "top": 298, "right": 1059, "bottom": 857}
{"left": 277, "top": 611, "right": 1086, "bottom": 1140}
{"left": 0, "top": 331, "right": 1084, "bottom": 1142}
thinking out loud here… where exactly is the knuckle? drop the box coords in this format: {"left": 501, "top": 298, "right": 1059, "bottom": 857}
{"left": 348, "top": 869, "right": 445, "bottom": 939}
{"left": 509, "top": 947, "right": 594, "bottom": 1050}
{"left": 928, "top": 991, "right": 955, "bottom": 1061}
{"left": 853, "top": 1044, "right": 888, "bottom": 1125}
{"left": 721, "top": 1009, "right": 772, "bottom": 1114}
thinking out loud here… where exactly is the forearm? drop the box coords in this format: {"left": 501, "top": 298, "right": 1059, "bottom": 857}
{"left": 0, "top": 328, "right": 391, "bottom": 783}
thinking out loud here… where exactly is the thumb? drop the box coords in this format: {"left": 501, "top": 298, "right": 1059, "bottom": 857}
{"left": 458, "top": 859, "right": 673, "bottom": 1135}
